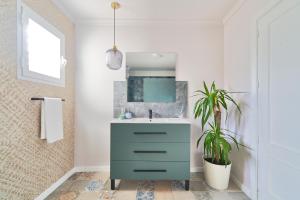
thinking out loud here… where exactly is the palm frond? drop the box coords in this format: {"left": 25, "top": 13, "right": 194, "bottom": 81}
{"left": 192, "top": 81, "right": 247, "bottom": 165}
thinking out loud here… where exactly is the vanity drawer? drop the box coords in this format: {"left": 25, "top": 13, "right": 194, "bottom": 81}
{"left": 111, "top": 142, "right": 189, "bottom": 161}
{"left": 111, "top": 123, "right": 190, "bottom": 143}
{"left": 111, "top": 161, "right": 190, "bottom": 180}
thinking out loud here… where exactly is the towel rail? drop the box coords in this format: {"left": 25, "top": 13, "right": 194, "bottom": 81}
{"left": 31, "top": 97, "right": 65, "bottom": 101}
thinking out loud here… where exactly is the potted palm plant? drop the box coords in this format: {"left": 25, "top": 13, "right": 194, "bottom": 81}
{"left": 193, "top": 81, "right": 243, "bottom": 190}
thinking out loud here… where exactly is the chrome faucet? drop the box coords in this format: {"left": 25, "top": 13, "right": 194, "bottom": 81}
{"left": 149, "top": 109, "right": 153, "bottom": 120}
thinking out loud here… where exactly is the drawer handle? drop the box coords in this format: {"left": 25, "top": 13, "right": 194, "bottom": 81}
{"left": 133, "top": 150, "right": 167, "bottom": 154}
{"left": 133, "top": 169, "right": 167, "bottom": 172}
{"left": 133, "top": 132, "right": 167, "bottom": 135}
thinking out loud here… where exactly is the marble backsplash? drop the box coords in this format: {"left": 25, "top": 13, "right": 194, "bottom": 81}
{"left": 113, "top": 81, "right": 188, "bottom": 118}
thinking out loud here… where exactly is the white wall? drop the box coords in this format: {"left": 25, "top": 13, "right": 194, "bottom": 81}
{"left": 75, "top": 22, "right": 224, "bottom": 170}
{"left": 223, "top": 0, "right": 278, "bottom": 198}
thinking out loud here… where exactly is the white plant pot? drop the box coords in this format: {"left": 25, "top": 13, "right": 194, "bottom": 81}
{"left": 203, "top": 158, "right": 232, "bottom": 190}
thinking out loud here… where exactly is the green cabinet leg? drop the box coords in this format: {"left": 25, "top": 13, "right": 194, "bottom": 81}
{"left": 111, "top": 179, "right": 115, "bottom": 190}
{"left": 185, "top": 180, "right": 189, "bottom": 191}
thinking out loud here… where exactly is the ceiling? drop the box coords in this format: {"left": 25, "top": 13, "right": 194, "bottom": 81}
{"left": 56, "top": 0, "right": 238, "bottom": 22}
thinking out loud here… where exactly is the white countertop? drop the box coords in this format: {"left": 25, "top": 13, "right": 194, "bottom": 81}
{"left": 111, "top": 118, "right": 191, "bottom": 124}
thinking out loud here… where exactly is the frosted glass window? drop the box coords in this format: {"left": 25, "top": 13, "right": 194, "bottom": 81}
{"left": 18, "top": 3, "right": 66, "bottom": 87}
{"left": 27, "top": 19, "right": 61, "bottom": 78}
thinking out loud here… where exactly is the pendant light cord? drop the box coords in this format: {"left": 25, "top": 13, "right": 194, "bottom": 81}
{"left": 114, "top": 7, "right": 116, "bottom": 47}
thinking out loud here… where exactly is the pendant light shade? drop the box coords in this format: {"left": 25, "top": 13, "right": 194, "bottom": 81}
{"left": 106, "top": 2, "right": 123, "bottom": 70}
{"left": 106, "top": 47, "right": 123, "bottom": 70}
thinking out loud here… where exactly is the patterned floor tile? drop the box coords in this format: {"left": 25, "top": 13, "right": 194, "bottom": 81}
{"left": 68, "top": 173, "right": 81, "bottom": 181}
{"left": 113, "top": 180, "right": 138, "bottom": 200}
{"left": 69, "top": 181, "right": 91, "bottom": 192}
{"left": 171, "top": 180, "right": 196, "bottom": 200}
{"left": 227, "top": 180, "right": 241, "bottom": 192}
{"left": 45, "top": 192, "right": 60, "bottom": 200}
{"left": 103, "top": 179, "right": 112, "bottom": 191}
{"left": 85, "top": 180, "right": 104, "bottom": 192}
{"left": 190, "top": 180, "right": 210, "bottom": 191}
{"left": 190, "top": 172, "right": 205, "bottom": 181}
{"left": 114, "top": 190, "right": 135, "bottom": 200}
{"left": 136, "top": 181, "right": 155, "bottom": 200}
{"left": 199, "top": 179, "right": 241, "bottom": 193}
{"left": 45, "top": 172, "right": 249, "bottom": 200}
{"left": 209, "top": 191, "right": 251, "bottom": 200}
{"left": 58, "top": 191, "right": 78, "bottom": 200}
{"left": 171, "top": 181, "right": 185, "bottom": 191}
{"left": 172, "top": 190, "right": 196, "bottom": 200}
{"left": 154, "top": 181, "right": 173, "bottom": 200}
{"left": 76, "top": 191, "right": 101, "bottom": 200}
{"left": 118, "top": 180, "right": 139, "bottom": 191}
{"left": 55, "top": 180, "right": 73, "bottom": 193}
{"left": 227, "top": 192, "right": 251, "bottom": 200}
{"left": 192, "top": 191, "right": 212, "bottom": 200}
{"left": 76, "top": 172, "right": 109, "bottom": 181}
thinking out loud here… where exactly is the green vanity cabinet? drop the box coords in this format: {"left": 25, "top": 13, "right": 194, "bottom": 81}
{"left": 110, "top": 122, "right": 191, "bottom": 190}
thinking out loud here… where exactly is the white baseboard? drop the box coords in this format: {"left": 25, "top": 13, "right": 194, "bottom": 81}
{"left": 231, "top": 175, "right": 254, "bottom": 200}
{"left": 34, "top": 168, "right": 76, "bottom": 200}
{"left": 74, "top": 165, "right": 110, "bottom": 172}
{"left": 191, "top": 166, "right": 203, "bottom": 172}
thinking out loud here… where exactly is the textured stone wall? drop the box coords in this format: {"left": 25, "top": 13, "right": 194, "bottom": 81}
{"left": 114, "top": 81, "right": 188, "bottom": 118}
{"left": 0, "top": 0, "right": 75, "bottom": 199}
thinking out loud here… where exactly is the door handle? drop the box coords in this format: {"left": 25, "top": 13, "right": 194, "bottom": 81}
{"left": 133, "top": 169, "right": 167, "bottom": 172}
{"left": 133, "top": 132, "right": 167, "bottom": 135}
{"left": 133, "top": 150, "right": 167, "bottom": 154}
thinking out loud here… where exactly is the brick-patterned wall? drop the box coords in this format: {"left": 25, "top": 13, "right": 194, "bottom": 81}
{"left": 0, "top": 0, "right": 75, "bottom": 199}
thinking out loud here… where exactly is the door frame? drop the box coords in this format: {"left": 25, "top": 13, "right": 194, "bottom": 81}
{"left": 256, "top": 0, "right": 300, "bottom": 199}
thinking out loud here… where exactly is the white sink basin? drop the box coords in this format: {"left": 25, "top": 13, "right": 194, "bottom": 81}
{"left": 111, "top": 118, "right": 190, "bottom": 124}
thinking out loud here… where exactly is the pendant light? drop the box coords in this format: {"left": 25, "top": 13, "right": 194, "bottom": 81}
{"left": 106, "top": 2, "right": 123, "bottom": 70}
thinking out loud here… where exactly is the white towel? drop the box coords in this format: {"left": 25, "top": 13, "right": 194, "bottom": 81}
{"left": 41, "top": 97, "right": 64, "bottom": 143}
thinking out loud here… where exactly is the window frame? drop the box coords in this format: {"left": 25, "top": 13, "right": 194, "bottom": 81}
{"left": 18, "top": 2, "right": 66, "bottom": 87}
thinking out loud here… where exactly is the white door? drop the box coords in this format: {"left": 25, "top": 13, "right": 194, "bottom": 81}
{"left": 258, "top": 0, "right": 300, "bottom": 199}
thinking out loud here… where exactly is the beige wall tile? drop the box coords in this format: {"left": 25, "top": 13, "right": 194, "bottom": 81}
{"left": 0, "top": 0, "right": 75, "bottom": 199}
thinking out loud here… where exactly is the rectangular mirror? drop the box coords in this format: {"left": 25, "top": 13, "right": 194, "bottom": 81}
{"left": 126, "top": 52, "right": 177, "bottom": 102}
